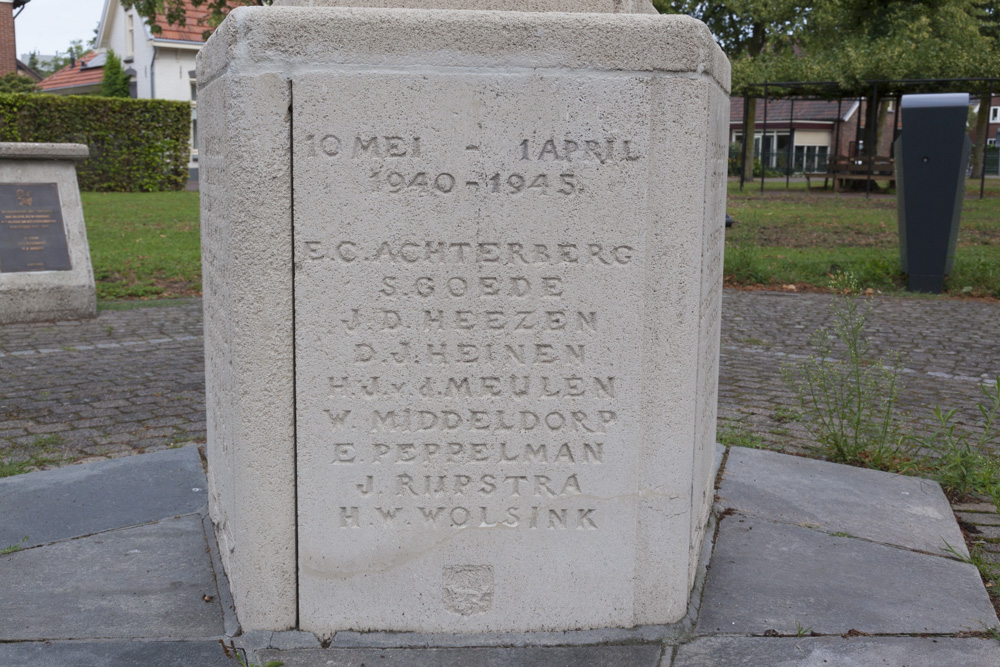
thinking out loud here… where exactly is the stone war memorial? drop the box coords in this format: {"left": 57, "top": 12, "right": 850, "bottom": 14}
{"left": 198, "top": 0, "right": 730, "bottom": 636}
{"left": 0, "top": 143, "right": 97, "bottom": 324}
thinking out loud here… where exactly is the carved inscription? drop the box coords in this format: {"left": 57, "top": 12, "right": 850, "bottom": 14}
{"left": 305, "top": 133, "right": 644, "bottom": 198}
{"left": 308, "top": 236, "right": 634, "bottom": 533}
{"left": 300, "top": 131, "right": 643, "bottom": 538}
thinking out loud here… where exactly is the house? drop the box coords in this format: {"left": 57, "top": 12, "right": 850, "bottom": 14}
{"left": 94, "top": 0, "right": 217, "bottom": 103}
{"left": 979, "top": 95, "right": 1000, "bottom": 146}
{"left": 2, "top": 0, "right": 41, "bottom": 82}
{"left": 91, "top": 0, "right": 237, "bottom": 177}
{"left": 1, "top": 0, "right": 17, "bottom": 77}
{"left": 730, "top": 97, "right": 902, "bottom": 173}
{"left": 37, "top": 51, "right": 105, "bottom": 95}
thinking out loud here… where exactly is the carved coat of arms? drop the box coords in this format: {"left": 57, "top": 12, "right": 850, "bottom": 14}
{"left": 442, "top": 565, "right": 494, "bottom": 616}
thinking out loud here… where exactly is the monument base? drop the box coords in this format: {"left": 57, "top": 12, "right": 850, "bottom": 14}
{"left": 199, "top": 2, "right": 729, "bottom": 633}
{"left": 0, "top": 143, "right": 97, "bottom": 324}
{"left": 0, "top": 285, "right": 96, "bottom": 325}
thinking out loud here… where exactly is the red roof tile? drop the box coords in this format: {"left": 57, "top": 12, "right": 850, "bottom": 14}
{"left": 38, "top": 51, "right": 104, "bottom": 92}
{"left": 151, "top": 0, "right": 243, "bottom": 43}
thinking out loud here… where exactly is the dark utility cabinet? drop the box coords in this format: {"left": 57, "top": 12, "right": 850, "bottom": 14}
{"left": 894, "top": 93, "right": 971, "bottom": 293}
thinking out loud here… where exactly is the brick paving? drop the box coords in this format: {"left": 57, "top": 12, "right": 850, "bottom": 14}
{"left": 720, "top": 289, "right": 1000, "bottom": 456}
{"left": 0, "top": 300, "right": 205, "bottom": 466}
{"left": 1, "top": 290, "right": 997, "bottom": 468}
{"left": 2, "top": 290, "right": 998, "bottom": 469}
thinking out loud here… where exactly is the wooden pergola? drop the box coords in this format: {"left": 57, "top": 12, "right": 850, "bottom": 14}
{"left": 737, "top": 77, "right": 1000, "bottom": 199}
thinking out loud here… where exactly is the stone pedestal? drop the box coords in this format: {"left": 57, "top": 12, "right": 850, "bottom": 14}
{"left": 0, "top": 143, "right": 97, "bottom": 324}
{"left": 198, "top": 2, "right": 729, "bottom": 634}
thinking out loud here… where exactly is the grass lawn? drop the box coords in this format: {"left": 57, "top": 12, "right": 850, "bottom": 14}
{"left": 725, "top": 178, "right": 1000, "bottom": 297}
{"left": 80, "top": 181, "right": 1000, "bottom": 301}
{"left": 82, "top": 191, "right": 201, "bottom": 301}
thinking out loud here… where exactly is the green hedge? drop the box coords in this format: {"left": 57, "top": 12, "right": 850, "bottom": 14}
{"left": 0, "top": 93, "right": 192, "bottom": 192}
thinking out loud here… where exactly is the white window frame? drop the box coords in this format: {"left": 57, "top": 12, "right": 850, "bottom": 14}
{"left": 991, "top": 106, "right": 1000, "bottom": 123}
{"left": 126, "top": 14, "right": 135, "bottom": 58}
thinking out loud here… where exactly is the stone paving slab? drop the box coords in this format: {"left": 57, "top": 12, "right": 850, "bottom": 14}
{"left": 673, "top": 636, "right": 1000, "bottom": 666}
{"left": 0, "top": 515, "right": 224, "bottom": 641}
{"left": 718, "top": 446, "right": 967, "bottom": 556}
{"left": 696, "top": 515, "right": 998, "bottom": 636}
{"left": 325, "top": 625, "right": 686, "bottom": 649}
{"left": 0, "top": 445, "right": 206, "bottom": 549}
{"left": 0, "top": 640, "right": 234, "bottom": 667}
{"left": 254, "top": 645, "right": 667, "bottom": 667}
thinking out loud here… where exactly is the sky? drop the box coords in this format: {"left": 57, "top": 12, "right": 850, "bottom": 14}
{"left": 14, "top": 0, "right": 108, "bottom": 59}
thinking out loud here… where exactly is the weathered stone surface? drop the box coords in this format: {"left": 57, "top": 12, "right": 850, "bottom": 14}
{"left": 199, "top": 4, "right": 728, "bottom": 633}
{"left": 0, "top": 515, "right": 224, "bottom": 640}
{"left": 0, "top": 446, "right": 207, "bottom": 548}
{"left": 696, "top": 515, "right": 999, "bottom": 636}
{"left": 675, "top": 636, "right": 1000, "bottom": 667}
{"left": 254, "top": 645, "right": 666, "bottom": 667}
{"left": 718, "top": 446, "right": 968, "bottom": 556}
{"left": 0, "top": 641, "right": 234, "bottom": 667}
{"left": 328, "top": 624, "right": 685, "bottom": 648}
{"left": 273, "top": 0, "right": 658, "bottom": 12}
{"left": 0, "top": 142, "right": 90, "bottom": 161}
{"left": 0, "top": 143, "right": 96, "bottom": 323}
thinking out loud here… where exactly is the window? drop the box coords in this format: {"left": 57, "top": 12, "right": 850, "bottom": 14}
{"left": 126, "top": 14, "right": 134, "bottom": 58}
{"left": 990, "top": 106, "right": 1000, "bottom": 123}
{"left": 794, "top": 145, "right": 829, "bottom": 172}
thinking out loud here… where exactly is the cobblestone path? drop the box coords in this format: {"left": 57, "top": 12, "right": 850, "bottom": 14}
{"left": 1, "top": 291, "right": 997, "bottom": 467}
{"left": 720, "top": 290, "right": 999, "bottom": 455}
{"left": 0, "top": 301, "right": 205, "bottom": 466}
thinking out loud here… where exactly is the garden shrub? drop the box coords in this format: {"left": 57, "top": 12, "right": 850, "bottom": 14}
{"left": 0, "top": 93, "right": 191, "bottom": 192}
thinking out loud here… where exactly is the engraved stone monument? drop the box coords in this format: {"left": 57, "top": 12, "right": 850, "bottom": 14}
{"left": 0, "top": 143, "right": 97, "bottom": 324}
{"left": 198, "top": 0, "right": 730, "bottom": 635}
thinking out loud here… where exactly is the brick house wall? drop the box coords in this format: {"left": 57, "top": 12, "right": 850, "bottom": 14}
{"left": 0, "top": 0, "right": 16, "bottom": 77}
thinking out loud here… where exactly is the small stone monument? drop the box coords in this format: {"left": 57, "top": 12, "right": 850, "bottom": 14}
{"left": 0, "top": 143, "right": 97, "bottom": 324}
{"left": 199, "top": 0, "right": 729, "bottom": 635}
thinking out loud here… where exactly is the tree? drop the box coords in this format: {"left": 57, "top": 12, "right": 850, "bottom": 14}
{"left": 655, "top": 1, "right": 812, "bottom": 180}
{"left": 801, "top": 0, "right": 1000, "bottom": 158}
{"left": 660, "top": 0, "right": 1000, "bottom": 165}
{"left": 27, "top": 40, "right": 92, "bottom": 78}
{"left": 0, "top": 72, "right": 38, "bottom": 94}
{"left": 972, "top": 0, "right": 1000, "bottom": 177}
{"left": 121, "top": 0, "right": 272, "bottom": 40}
{"left": 101, "top": 50, "right": 132, "bottom": 98}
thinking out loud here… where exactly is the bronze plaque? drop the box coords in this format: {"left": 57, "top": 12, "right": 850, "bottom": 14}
{"left": 0, "top": 183, "right": 72, "bottom": 273}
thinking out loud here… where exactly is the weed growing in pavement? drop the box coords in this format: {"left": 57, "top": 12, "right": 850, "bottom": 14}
{"left": 0, "top": 459, "right": 32, "bottom": 478}
{"left": 32, "top": 434, "right": 63, "bottom": 449}
{"left": 795, "top": 622, "right": 813, "bottom": 637}
{"left": 0, "top": 536, "right": 28, "bottom": 555}
{"left": 782, "top": 272, "right": 911, "bottom": 468}
{"left": 0, "top": 450, "right": 63, "bottom": 478}
{"left": 718, "top": 419, "right": 766, "bottom": 449}
{"left": 908, "top": 380, "right": 1000, "bottom": 505}
{"left": 784, "top": 274, "right": 1000, "bottom": 512}
{"left": 942, "top": 541, "right": 1000, "bottom": 603}
{"left": 772, "top": 406, "right": 802, "bottom": 423}
{"left": 219, "top": 639, "right": 284, "bottom": 667}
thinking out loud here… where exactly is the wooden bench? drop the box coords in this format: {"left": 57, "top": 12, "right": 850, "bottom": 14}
{"left": 806, "top": 156, "right": 895, "bottom": 192}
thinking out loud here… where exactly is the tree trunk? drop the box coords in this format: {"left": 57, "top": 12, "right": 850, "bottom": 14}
{"left": 875, "top": 99, "right": 891, "bottom": 155}
{"left": 741, "top": 96, "right": 757, "bottom": 182}
{"left": 972, "top": 98, "right": 990, "bottom": 179}
{"left": 864, "top": 96, "right": 879, "bottom": 157}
